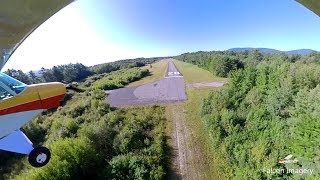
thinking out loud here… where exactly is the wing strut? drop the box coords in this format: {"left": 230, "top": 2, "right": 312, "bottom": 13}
{"left": 0, "top": 130, "right": 33, "bottom": 154}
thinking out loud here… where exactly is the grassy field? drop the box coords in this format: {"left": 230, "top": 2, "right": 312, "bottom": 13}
{"left": 173, "top": 59, "right": 228, "bottom": 84}
{"left": 164, "top": 88, "right": 225, "bottom": 180}
{"left": 127, "top": 59, "right": 168, "bottom": 87}
{"left": 170, "top": 60, "right": 227, "bottom": 179}
{"left": 174, "top": 59, "right": 229, "bottom": 179}
{"left": 183, "top": 88, "right": 225, "bottom": 179}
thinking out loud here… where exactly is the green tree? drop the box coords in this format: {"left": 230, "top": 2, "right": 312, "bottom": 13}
{"left": 52, "top": 66, "right": 64, "bottom": 82}
{"left": 4, "top": 69, "right": 32, "bottom": 84}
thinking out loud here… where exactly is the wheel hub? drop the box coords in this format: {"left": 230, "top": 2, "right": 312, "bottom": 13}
{"left": 36, "top": 153, "right": 47, "bottom": 163}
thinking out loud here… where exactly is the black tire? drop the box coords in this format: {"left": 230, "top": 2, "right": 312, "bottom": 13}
{"left": 28, "top": 146, "right": 51, "bottom": 168}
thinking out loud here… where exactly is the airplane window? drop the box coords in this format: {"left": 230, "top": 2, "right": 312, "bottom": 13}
{"left": 0, "top": 72, "right": 26, "bottom": 95}
{"left": 0, "top": 86, "right": 13, "bottom": 100}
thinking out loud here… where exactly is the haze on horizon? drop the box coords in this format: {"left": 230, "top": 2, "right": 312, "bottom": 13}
{"left": 3, "top": 0, "right": 320, "bottom": 72}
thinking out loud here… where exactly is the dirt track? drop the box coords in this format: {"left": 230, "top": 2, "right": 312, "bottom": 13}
{"left": 167, "top": 105, "right": 212, "bottom": 180}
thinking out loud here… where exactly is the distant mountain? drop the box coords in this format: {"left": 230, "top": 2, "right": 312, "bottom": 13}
{"left": 227, "top": 48, "right": 316, "bottom": 55}
{"left": 227, "top": 48, "right": 280, "bottom": 54}
{"left": 285, "top": 49, "right": 315, "bottom": 55}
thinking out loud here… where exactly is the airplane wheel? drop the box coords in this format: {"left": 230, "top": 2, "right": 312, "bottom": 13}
{"left": 28, "top": 146, "right": 51, "bottom": 168}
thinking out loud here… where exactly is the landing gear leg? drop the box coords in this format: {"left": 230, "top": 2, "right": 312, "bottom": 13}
{"left": 28, "top": 146, "right": 51, "bottom": 167}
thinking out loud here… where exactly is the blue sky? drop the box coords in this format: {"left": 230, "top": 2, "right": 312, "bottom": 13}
{"left": 4, "top": 0, "right": 320, "bottom": 71}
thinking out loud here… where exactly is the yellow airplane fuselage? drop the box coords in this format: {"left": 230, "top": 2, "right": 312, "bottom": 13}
{"left": 0, "top": 82, "right": 66, "bottom": 139}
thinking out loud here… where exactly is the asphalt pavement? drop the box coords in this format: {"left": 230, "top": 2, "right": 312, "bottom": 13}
{"left": 107, "top": 59, "right": 187, "bottom": 107}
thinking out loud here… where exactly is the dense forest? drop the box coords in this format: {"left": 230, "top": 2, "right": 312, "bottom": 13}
{"left": 0, "top": 58, "right": 167, "bottom": 179}
{"left": 81, "top": 68, "right": 149, "bottom": 91}
{"left": 176, "top": 50, "right": 320, "bottom": 179}
{"left": 176, "top": 50, "right": 320, "bottom": 77}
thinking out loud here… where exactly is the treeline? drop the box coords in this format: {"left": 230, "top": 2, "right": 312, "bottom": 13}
{"left": 90, "top": 57, "right": 169, "bottom": 74}
{"left": 1, "top": 67, "right": 166, "bottom": 179}
{"left": 4, "top": 57, "right": 166, "bottom": 84}
{"left": 175, "top": 50, "right": 320, "bottom": 77}
{"left": 81, "top": 68, "right": 150, "bottom": 90}
{"left": 5, "top": 63, "right": 92, "bottom": 84}
{"left": 176, "top": 51, "right": 320, "bottom": 179}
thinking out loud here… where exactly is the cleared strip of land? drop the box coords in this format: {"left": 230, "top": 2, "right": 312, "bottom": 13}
{"left": 107, "top": 60, "right": 187, "bottom": 107}
{"left": 170, "top": 60, "right": 226, "bottom": 179}
{"left": 127, "top": 59, "right": 169, "bottom": 87}
{"left": 114, "top": 59, "right": 227, "bottom": 179}
{"left": 188, "top": 81, "right": 225, "bottom": 88}
{"left": 172, "top": 59, "right": 228, "bottom": 83}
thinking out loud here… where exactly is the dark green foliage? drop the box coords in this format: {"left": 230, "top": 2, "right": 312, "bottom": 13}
{"left": 176, "top": 51, "right": 245, "bottom": 77}
{"left": 4, "top": 69, "right": 32, "bottom": 84}
{"left": 4, "top": 56, "right": 165, "bottom": 84}
{"left": 28, "top": 138, "right": 100, "bottom": 180}
{"left": 210, "top": 56, "right": 244, "bottom": 77}
{"left": 4, "top": 63, "right": 92, "bottom": 84}
{"left": 201, "top": 56, "right": 320, "bottom": 179}
{"left": 42, "top": 63, "right": 92, "bottom": 83}
{"left": 90, "top": 57, "right": 167, "bottom": 74}
{"left": 91, "top": 63, "right": 118, "bottom": 74}
{"left": 175, "top": 50, "right": 320, "bottom": 78}
{"left": 108, "top": 153, "right": 164, "bottom": 180}
{"left": 16, "top": 97, "right": 166, "bottom": 179}
{"left": 2, "top": 66, "right": 166, "bottom": 179}
{"left": 83, "top": 68, "right": 150, "bottom": 90}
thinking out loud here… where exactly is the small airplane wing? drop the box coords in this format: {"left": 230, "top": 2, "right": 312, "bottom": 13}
{"left": 0, "top": 0, "right": 74, "bottom": 70}
{"left": 296, "top": 0, "right": 320, "bottom": 17}
{"left": 0, "top": 130, "right": 33, "bottom": 154}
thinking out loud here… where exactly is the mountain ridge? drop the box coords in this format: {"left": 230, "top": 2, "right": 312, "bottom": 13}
{"left": 227, "top": 48, "right": 317, "bottom": 55}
